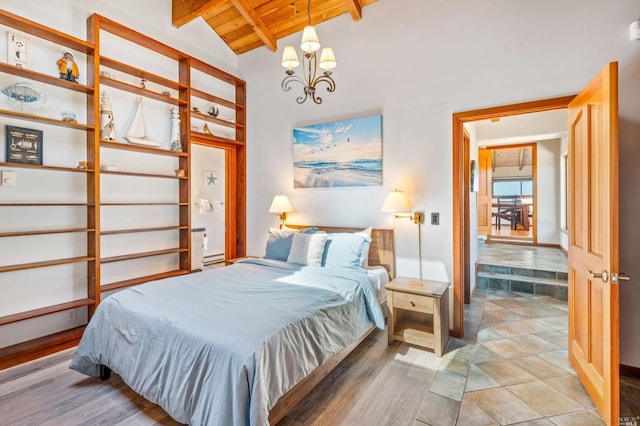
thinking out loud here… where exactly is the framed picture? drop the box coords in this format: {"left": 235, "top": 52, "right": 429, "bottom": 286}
{"left": 6, "top": 125, "right": 43, "bottom": 165}
{"left": 470, "top": 159, "right": 478, "bottom": 192}
{"left": 7, "top": 32, "right": 30, "bottom": 69}
{"left": 292, "top": 114, "right": 382, "bottom": 188}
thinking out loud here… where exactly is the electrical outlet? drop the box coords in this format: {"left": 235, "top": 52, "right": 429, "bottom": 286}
{"left": 1, "top": 171, "right": 16, "bottom": 186}
{"left": 67, "top": 309, "right": 76, "bottom": 321}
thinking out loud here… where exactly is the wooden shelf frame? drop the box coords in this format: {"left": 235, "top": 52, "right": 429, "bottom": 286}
{"left": 0, "top": 256, "right": 95, "bottom": 273}
{"left": 100, "top": 169, "right": 188, "bottom": 179}
{"left": 100, "top": 201, "right": 188, "bottom": 206}
{"left": 190, "top": 88, "right": 243, "bottom": 111}
{"left": 0, "top": 228, "right": 95, "bottom": 238}
{"left": 101, "top": 225, "right": 188, "bottom": 235}
{"left": 101, "top": 270, "right": 189, "bottom": 293}
{"left": 101, "top": 248, "right": 188, "bottom": 264}
{"left": 0, "top": 109, "right": 95, "bottom": 130}
{"left": 190, "top": 110, "right": 241, "bottom": 129}
{"left": 0, "top": 298, "right": 95, "bottom": 326}
{"left": 0, "top": 6, "right": 99, "bottom": 367}
{"left": 0, "top": 10, "right": 93, "bottom": 54}
{"left": 100, "top": 76, "right": 188, "bottom": 107}
{"left": 0, "top": 62, "right": 94, "bottom": 94}
{"left": 0, "top": 10, "right": 247, "bottom": 371}
{"left": 191, "top": 131, "right": 244, "bottom": 146}
{"left": 101, "top": 140, "right": 187, "bottom": 157}
{"left": 0, "top": 203, "right": 88, "bottom": 207}
{"left": 100, "top": 56, "right": 188, "bottom": 92}
{"left": 0, "top": 161, "right": 95, "bottom": 173}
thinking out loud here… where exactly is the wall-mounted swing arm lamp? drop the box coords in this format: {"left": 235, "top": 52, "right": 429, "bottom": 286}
{"left": 269, "top": 194, "right": 294, "bottom": 228}
{"left": 381, "top": 189, "right": 425, "bottom": 286}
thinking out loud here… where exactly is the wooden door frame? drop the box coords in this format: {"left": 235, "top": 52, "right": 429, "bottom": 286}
{"left": 191, "top": 139, "right": 246, "bottom": 260}
{"left": 451, "top": 95, "right": 575, "bottom": 337}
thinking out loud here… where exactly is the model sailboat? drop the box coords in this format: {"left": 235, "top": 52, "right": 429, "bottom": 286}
{"left": 125, "top": 97, "right": 162, "bottom": 147}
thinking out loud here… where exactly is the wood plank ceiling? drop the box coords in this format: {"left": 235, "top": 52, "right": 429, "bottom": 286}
{"left": 172, "top": 0, "right": 378, "bottom": 54}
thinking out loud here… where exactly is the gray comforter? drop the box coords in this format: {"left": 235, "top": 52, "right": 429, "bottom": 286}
{"left": 70, "top": 258, "right": 385, "bottom": 425}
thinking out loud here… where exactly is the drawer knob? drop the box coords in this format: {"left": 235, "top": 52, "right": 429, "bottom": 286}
{"left": 410, "top": 301, "right": 415, "bottom": 307}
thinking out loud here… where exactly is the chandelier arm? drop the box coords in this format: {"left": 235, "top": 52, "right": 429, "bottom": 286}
{"left": 313, "top": 74, "right": 336, "bottom": 93}
{"left": 281, "top": 73, "right": 307, "bottom": 92}
{"left": 296, "top": 92, "right": 309, "bottom": 104}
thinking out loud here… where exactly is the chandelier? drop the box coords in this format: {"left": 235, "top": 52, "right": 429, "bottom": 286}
{"left": 281, "top": 0, "right": 336, "bottom": 104}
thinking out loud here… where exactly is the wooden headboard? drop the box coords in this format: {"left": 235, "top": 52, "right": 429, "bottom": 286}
{"left": 286, "top": 225, "right": 396, "bottom": 279}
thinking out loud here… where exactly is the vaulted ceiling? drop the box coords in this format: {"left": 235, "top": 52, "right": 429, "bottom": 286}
{"left": 172, "top": 0, "right": 378, "bottom": 54}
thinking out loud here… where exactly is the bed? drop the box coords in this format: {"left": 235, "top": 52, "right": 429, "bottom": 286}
{"left": 70, "top": 226, "right": 394, "bottom": 425}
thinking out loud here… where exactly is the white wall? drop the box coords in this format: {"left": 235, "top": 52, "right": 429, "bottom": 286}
{"left": 239, "top": 0, "right": 640, "bottom": 365}
{"left": 536, "top": 140, "right": 561, "bottom": 244}
{"left": 559, "top": 137, "right": 569, "bottom": 252}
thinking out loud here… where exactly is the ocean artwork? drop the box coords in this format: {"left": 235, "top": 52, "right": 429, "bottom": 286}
{"left": 293, "top": 114, "right": 382, "bottom": 188}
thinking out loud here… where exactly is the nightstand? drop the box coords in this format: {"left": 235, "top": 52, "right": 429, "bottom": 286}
{"left": 224, "top": 255, "right": 259, "bottom": 265}
{"left": 385, "top": 277, "right": 450, "bottom": 356}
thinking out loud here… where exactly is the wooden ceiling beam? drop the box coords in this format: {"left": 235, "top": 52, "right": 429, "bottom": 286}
{"left": 344, "top": 0, "right": 362, "bottom": 21}
{"left": 172, "top": 0, "right": 218, "bottom": 28}
{"left": 230, "top": 0, "right": 277, "bottom": 51}
{"left": 518, "top": 148, "right": 524, "bottom": 170}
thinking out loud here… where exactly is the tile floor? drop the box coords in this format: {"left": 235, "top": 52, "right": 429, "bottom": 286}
{"left": 477, "top": 243, "right": 568, "bottom": 273}
{"left": 414, "top": 288, "right": 605, "bottom": 425}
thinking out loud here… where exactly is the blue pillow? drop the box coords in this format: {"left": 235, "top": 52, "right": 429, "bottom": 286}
{"left": 322, "top": 233, "right": 372, "bottom": 271}
{"left": 264, "top": 227, "right": 318, "bottom": 261}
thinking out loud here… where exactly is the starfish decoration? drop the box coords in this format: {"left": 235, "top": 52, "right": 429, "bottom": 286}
{"left": 207, "top": 172, "right": 217, "bottom": 186}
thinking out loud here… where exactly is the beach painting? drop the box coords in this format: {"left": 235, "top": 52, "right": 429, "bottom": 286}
{"left": 293, "top": 114, "right": 382, "bottom": 188}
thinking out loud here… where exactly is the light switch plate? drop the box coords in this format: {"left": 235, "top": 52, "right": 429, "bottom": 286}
{"left": 1, "top": 171, "right": 16, "bottom": 186}
{"left": 431, "top": 212, "right": 439, "bottom": 225}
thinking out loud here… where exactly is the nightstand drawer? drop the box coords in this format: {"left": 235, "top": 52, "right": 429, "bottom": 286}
{"left": 393, "top": 292, "right": 433, "bottom": 314}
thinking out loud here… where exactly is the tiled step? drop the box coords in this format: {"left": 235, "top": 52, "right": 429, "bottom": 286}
{"left": 476, "top": 264, "right": 568, "bottom": 300}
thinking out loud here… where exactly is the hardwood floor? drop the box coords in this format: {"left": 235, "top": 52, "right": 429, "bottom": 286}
{"left": 1, "top": 293, "right": 635, "bottom": 425}
{"left": 0, "top": 330, "right": 437, "bottom": 426}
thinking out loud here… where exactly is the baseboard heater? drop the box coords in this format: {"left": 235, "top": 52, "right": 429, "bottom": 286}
{"left": 204, "top": 253, "right": 225, "bottom": 266}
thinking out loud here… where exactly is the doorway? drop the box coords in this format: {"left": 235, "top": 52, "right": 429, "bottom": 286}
{"left": 452, "top": 96, "right": 574, "bottom": 337}
{"left": 191, "top": 143, "right": 227, "bottom": 267}
{"left": 481, "top": 144, "right": 536, "bottom": 243}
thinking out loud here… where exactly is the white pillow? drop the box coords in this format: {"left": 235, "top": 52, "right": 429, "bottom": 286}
{"left": 354, "top": 227, "right": 372, "bottom": 267}
{"left": 287, "top": 232, "right": 328, "bottom": 266}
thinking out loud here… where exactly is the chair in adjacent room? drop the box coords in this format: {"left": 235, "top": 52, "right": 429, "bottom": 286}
{"left": 495, "top": 195, "right": 518, "bottom": 230}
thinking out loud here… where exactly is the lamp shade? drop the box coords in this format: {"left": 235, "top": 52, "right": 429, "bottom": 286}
{"left": 300, "top": 25, "right": 320, "bottom": 53}
{"left": 381, "top": 190, "right": 411, "bottom": 213}
{"left": 319, "top": 47, "right": 336, "bottom": 71}
{"left": 269, "top": 194, "right": 294, "bottom": 213}
{"left": 282, "top": 46, "right": 300, "bottom": 69}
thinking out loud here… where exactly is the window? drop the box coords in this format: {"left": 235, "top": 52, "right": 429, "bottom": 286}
{"left": 492, "top": 178, "right": 533, "bottom": 196}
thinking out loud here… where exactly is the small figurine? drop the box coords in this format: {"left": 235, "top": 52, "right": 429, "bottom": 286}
{"left": 203, "top": 123, "right": 213, "bottom": 135}
{"left": 162, "top": 90, "right": 171, "bottom": 97}
{"left": 207, "top": 105, "right": 219, "bottom": 117}
{"left": 77, "top": 161, "right": 88, "bottom": 169}
{"left": 192, "top": 106, "right": 200, "bottom": 114}
{"left": 140, "top": 78, "right": 147, "bottom": 89}
{"left": 169, "top": 107, "right": 182, "bottom": 151}
{"left": 62, "top": 111, "right": 77, "bottom": 123}
{"left": 100, "top": 92, "right": 117, "bottom": 141}
{"left": 56, "top": 52, "right": 79, "bottom": 82}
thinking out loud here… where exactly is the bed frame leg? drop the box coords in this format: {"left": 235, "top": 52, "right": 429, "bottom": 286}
{"left": 99, "top": 365, "right": 111, "bottom": 381}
